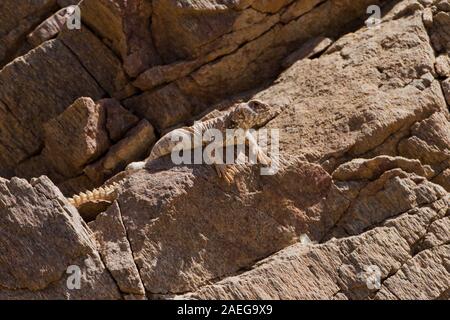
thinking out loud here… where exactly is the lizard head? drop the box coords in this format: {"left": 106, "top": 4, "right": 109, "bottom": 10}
{"left": 231, "top": 99, "right": 280, "bottom": 129}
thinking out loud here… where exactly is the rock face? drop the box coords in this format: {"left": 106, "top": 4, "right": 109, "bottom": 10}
{"left": 0, "top": 176, "right": 121, "bottom": 299}
{"left": 0, "top": 0, "right": 448, "bottom": 300}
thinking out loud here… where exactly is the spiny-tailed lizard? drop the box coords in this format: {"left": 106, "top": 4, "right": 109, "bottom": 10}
{"left": 68, "top": 99, "right": 281, "bottom": 209}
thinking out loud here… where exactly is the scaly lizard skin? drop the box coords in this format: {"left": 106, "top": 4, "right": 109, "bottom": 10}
{"left": 68, "top": 99, "right": 281, "bottom": 209}
{"left": 68, "top": 182, "right": 119, "bottom": 208}
{"left": 127, "top": 99, "right": 281, "bottom": 182}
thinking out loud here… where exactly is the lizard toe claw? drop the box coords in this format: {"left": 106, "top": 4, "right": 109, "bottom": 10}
{"left": 257, "top": 151, "right": 272, "bottom": 166}
{"left": 215, "top": 164, "right": 239, "bottom": 184}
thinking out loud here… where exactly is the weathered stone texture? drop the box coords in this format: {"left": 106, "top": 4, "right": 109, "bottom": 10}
{"left": 0, "top": 0, "right": 449, "bottom": 300}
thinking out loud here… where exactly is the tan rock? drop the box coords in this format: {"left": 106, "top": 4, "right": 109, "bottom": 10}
{"left": 328, "top": 168, "right": 447, "bottom": 239}
{"left": 80, "top": 0, "right": 160, "bottom": 77}
{"left": 100, "top": 99, "right": 140, "bottom": 142}
{"left": 0, "top": 0, "right": 56, "bottom": 66}
{"left": 114, "top": 158, "right": 340, "bottom": 294}
{"left": 59, "top": 26, "right": 136, "bottom": 99}
{"left": 125, "top": 0, "right": 383, "bottom": 122}
{"left": 332, "top": 156, "right": 434, "bottom": 181}
{"left": 0, "top": 176, "right": 121, "bottom": 299}
{"left": 15, "top": 97, "right": 143, "bottom": 194}
{"left": 252, "top": 0, "right": 294, "bottom": 14}
{"left": 133, "top": 60, "right": 200, "bottom": 91}
{"left": 27, "top": 6, "right": 74, "bottom": 47}
{"left": 430, "top": 12, "right": 450, "bottom": 52}
{"left": 0, "top": 0, "right": 449, "bottom": 301}
{"left": 89, "top": 202, "right": 146, "bottom": 297}
{"left": 178, "top": 185, "right": 449, "bottom": 299}
{"left": 263, "top": 14, "right": 441, "bottom": 168}
{"left": 281, "top": 0, "right": 324, "bottom": 22}
{"left": 376, "top": 245, "right": 450, "bottom": 299}
{"left": 84, "top": 120, "right": 156, "bottom": 184}
{"left": 42, "top": 97, "right": 111, "bottom": 177}
{"left": 442, "top": 78, "right": 450, "bottom": 105}
{"left": 0, "top": 40, "right": 104, "bottom": 175}
{"left": 436, "top": 0, "right": 450, "bottom": 11}
{"left": 433, "top": 168, "right": 450, "bottom": 191}
{"left": 417, "top": 216, "right": 450, "bottom": 251}
{"left": 282, "top": 36, "right": 334, "bottom": 68}
{"left": 435, "top": 54, "right": 450, "bottom": 77}
{"left": 124, "top": 83, "right": 194, "bottom": 131}
{"left": 397, "top": 112, "right": 450, "bottom": 183}
{"left": 422, "top": 7, "right": 434, "bottom": 27}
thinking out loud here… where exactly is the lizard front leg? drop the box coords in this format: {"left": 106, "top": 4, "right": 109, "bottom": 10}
{"left": 210, "top": 152, "right": 241, "bottom": 184}
{"left": 214, "top": 130, "right": 268, "bottom": 184}
{"left": 203, "top": 137, "right": 241, "bottom": 184}
{"left": 246, "top": 130, "right": 272, "bottom": 166}
{"left": 214, "top": 163, "right": 241, "bottom": 184}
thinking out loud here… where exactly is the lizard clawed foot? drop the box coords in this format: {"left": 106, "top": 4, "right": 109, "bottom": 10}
{"left": 215, "top": 164, "right": 241, "bottom": 184}
{"left": 257, "top": 150, "right": 272, "bottom": 166}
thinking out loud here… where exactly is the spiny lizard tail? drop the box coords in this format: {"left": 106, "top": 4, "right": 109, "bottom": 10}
{"left": 67, "top": 182, "right": 120, "bottom": 208}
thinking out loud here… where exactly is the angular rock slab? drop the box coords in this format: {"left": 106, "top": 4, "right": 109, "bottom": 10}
{"left": 262, "top": 15, "right": 448, "bottom": 171}
{"left": 178, "top": 170, "right": 449, "bottom": 300}
{"left": 0, "top": 0, "right": 57, "bottom": 65}
{"left": 113, "top": 157, "right": 345, "bottom": 295}
{"left": 0, "top": 39, "right": 104, "bottom": 176}
{"left": 89, "top": 202, "right": 146, "bottom": 298}
{"left": 0, "top": 176, "right": 121, "bottom": 299}
{"left": 125, "top": 0, "right": 384, "bottom": 129}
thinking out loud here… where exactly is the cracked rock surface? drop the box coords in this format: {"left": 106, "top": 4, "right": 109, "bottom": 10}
{"left": 0, "top": 0, "right": 449, "bottom": 299}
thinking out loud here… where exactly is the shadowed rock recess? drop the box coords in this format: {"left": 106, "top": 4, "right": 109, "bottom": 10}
{"left": 0, "top": 0, "right": 448, "bottom": 300}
